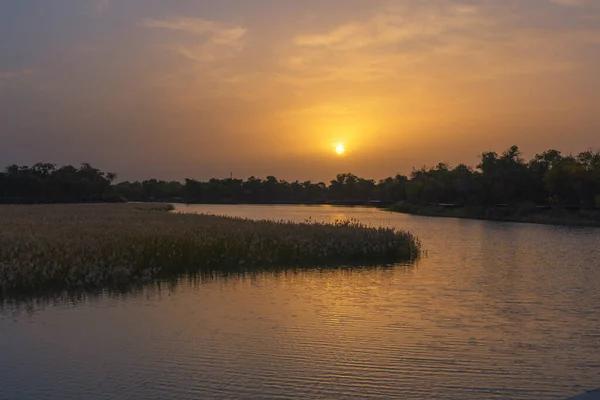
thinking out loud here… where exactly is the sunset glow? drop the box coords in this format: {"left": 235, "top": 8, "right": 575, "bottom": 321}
{"left": 335, "top": 143, "right": 346, "bottom": 156}
{"left": 1, "top": 1, "right": 599, "bottom": 181}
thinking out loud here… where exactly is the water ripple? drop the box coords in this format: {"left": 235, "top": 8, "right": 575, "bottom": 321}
{"left": 2, "top": 205, "right": 600, "bottom": 399}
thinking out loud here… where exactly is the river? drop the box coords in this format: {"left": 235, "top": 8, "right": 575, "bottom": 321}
{"left": 1, "top": 204, "right": 599, "bottom": 399}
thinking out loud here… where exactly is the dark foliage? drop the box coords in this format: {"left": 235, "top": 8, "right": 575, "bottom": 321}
{"left": 2, "top": 146, "right": 600, "bottom": 208}
{"left": 0, "top": 163, "right": 120, "bottom": 204}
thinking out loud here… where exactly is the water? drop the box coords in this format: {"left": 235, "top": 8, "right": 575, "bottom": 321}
{"left": 1, "top": 205, "right": 599, "bottom": 400}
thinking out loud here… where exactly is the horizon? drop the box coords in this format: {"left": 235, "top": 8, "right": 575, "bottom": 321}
{"left": 2, "top": 142, "right": 597, "bottom": 185}
{"left": 2, "top": 0, "right": 600, "bottom": 182}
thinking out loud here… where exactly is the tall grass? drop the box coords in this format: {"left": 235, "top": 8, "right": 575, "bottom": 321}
{"left": 0, "top": 203, "right": 420, "bottom": 295}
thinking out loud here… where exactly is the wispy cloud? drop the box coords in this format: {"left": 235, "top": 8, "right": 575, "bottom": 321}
{"left": 294, "top": 4, "right": 485, "bottom": 50}
{"left": 140, "top": 17, "right": 247, "bottom": 65}
{"left": 141, "top": 17, "right": 246, "bottom": 55}
{"left": 85, "top": 0, "right": 110, "bottom": 17}
{"left": 96, "top": 0, "right": 110, "bottom": 15}
{"left": 550, "top": 0, "right": 588, "bottom": 6}
{"left": 283, "top": 1, "right": 600, "bottom": 89}
{"left": 0, "top": 68, "right": 35, "bottom": 84}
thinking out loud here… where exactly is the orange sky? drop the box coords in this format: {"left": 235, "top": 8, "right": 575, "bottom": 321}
{"left": 1, "top": 0, "right": 599, "bottom": 181}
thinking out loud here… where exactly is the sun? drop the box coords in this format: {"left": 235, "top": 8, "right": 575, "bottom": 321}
{"left": 335, "top": 143, "right": 345, "bottom": 155}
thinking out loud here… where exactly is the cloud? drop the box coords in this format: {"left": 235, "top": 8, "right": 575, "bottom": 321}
{"left": 0, "top": 69, "right": 35, "bottom": 84}
{"left": 135, "top": 1, "right": 600, "bottom": 115}
{"left": 284, "top": 4, "right": 494, "bottom": 86}
{"left": 141, "top": 17, "right": 247, "bottom": 63}
{"left": 141, "top": 17, "right": 246, "bottom": 49}
{"left": 96, "top": 0, "right": 110, "bottom": 15}
{"left": 283, "top": 1, "right": 600, "bottom": 89}
{"left": 294, "top": 3, "right": 485, "bottom": 51}
{"left": 550, "top": 0, "right": 588, "bottom": 6}
{"left": 85, "top": 0, "right": 110, "bottom": 17}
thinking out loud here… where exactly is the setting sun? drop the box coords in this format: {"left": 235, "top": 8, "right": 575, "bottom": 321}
{"left": 335, "top": 143, "right": 345, "bottom": 155}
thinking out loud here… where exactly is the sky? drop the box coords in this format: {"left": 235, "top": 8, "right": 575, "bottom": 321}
{"left": 1, "top": 0, "right": 599, "bottom": 182}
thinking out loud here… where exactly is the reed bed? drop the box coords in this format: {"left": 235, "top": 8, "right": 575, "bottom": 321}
{"left": 0, "top": 203, "right": 420, "bottom": 294}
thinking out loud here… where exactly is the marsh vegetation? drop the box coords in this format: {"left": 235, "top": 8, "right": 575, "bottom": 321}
{"left": 0, "top": 203, "right": 420, "bottom": 295}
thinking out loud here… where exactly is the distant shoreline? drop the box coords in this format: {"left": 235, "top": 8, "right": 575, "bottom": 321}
{"left": 0, "top": 199, "right": 390, "bottom": 208}
{"left": 176, "top": 201, "right": 600, "bottom": 228}
{"left": 388, "top": 202, "right": 600, "bottom": 228}
{"left": 4, "top": 200, "right": 599, "bottom": 228}
{"left": 171, "top": 200, "right": 393, "bottom": 207}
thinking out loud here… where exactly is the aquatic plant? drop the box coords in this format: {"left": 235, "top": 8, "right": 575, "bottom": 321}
{"left": 0, "top": 203, "right": 420, "bottom": 294}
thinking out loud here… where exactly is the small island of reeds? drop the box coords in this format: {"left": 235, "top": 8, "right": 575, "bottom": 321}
{"left": 0, "top": 203, "right": 420, "bottom": 296}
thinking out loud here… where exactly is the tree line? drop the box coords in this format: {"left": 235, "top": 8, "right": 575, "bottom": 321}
{"left": 0, "top": 163, "right": 119, "bottom": 204}
{"left": 1, "top": 145, "right": 600, "bottom": 208}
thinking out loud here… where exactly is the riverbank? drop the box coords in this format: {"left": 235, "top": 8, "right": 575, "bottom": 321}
{"left": 0, "top": 203, "right": 420, "bottom": 295}
{"left": 152, "top": 199, "right": 393, "bottom": 207}
{"left": 389, "top": 202, "right": 600, "bottom": 227}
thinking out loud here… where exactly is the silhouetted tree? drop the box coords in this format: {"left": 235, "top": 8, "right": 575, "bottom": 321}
{"left": 2, "top": 145, "right": 599, "bottom": 208}
{"left": 0, "top": 163, "right": 118, "bottom": 203}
